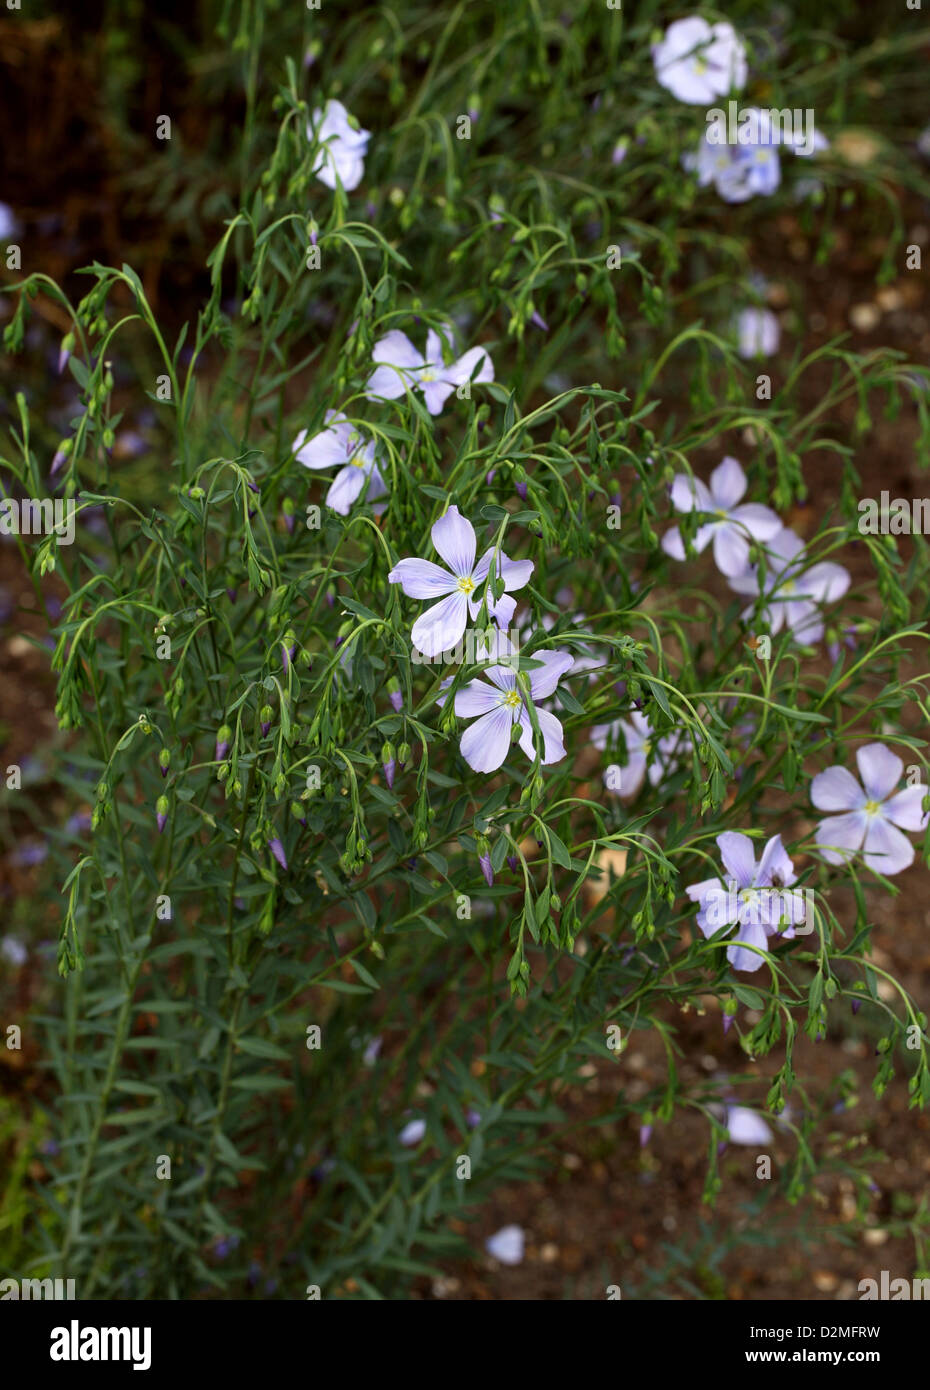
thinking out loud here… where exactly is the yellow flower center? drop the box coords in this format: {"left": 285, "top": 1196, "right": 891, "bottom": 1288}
{"left": 348, "top": 453, "right": 366, "bottom": 468}
{"left": 421, "top": 369, "right": 436, "bottom": 382}
{"left": 503, "top": 690, "right": 522, "bottom": 709}
{"left": 457, "top": 576, "right": 476, "bottom": 594}
{"left": 864, "top": 799, "right": 881, "bottom": 816}
{"left": 694, "top": 57, "right": 708, "bottom": 74}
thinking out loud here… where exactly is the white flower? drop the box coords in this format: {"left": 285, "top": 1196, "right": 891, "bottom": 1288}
{"left": 661, "top": 456, "right": 782, "bottom": 578}
{"left": 366, "top": 328, "right": 494, "bottom": 415}
{"left": 652, "top": 17, "right": 747, "bottom": 105}
{"left": 308, "top": 100, "right": 370, "bottom": 192}
{"left": 736, "top": 307, "right": 780, "bottom": 359}
{"left": 485, "top": 1225, "right": 525, "bottom": 1265}
{"left": 398, "top": 1117, "right": 426, "bottom": 1147}
{"left": 811, "top": 743, "right": 929, "bottom": 877}
{"left": 592, "top": 711, "right": 684, "bottom": 797}
{"left": 294, "top": 411, "right": 387, "bottom": 515}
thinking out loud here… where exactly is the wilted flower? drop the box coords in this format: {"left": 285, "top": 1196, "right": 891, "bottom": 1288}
{"left": 652, "top": 17, "right": 747, "bottom": 105}
{"left": 294, "top": 412, "right": 387, "bottom": 516}
{"left": 685, "top": 832, "right": 807, "bottom": 972}
{"left": 366, "top": 327, "right": 494, "bottom": 415}
{"left": 661, "top": 456, "right": 781, "bottom": 578}
{"left": 308, "top": 99, "right": 370, "bottom": 191}
{"left": 388, "top": 505, "right": 532, "bottom": 658}
{"left": 728, "top": 527, "right": 850, "bottom": 644}
{"left": 811, "top": 743, "right": 928, "bottom": 876}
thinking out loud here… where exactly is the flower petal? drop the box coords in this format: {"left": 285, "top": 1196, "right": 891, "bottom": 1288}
{"left": 459, "top": 703, "right": 515, "bottom": 773}
{"left": 516, "top": 706, "right": 567, "bottom": 765}
{"left": 325, "top": 466, "right": 366, "bottom": 514}
{"left": 444, "top": 346, "right": 494, "bottom": 387}
{"left": 431, "top": 505, "right": 476, "bottom": 578}
{"left": 372, "top": 329, "right": 424, "bottom": 370}
{"left": 710, "top": 456, "right": 747, "bottom": 509}
{"left": 882, "top": 785, "right": 929, "bottom": 833}
{"left": 527, "top": 649, "right": 574, "bottom": 700}
{"left": 421, "top": 379, "right": 456, "bottom": 415}
{"left": 725, "top": 1106, "right": 772, "bottom": 1144}
{"left": 387, "top": 557, "right": 457, "bottom": 599}
{"left": 669, "top": 473, "right": 714, "bottom": 513}
{"left": 863, "top": 816, "right": 915, "bottom": 876}
{"left": 814, "top": 810, "right": 867, "bottom": 864}
{"left": 717, "top": 831, "right": 756, "bottom": 888}
{"left": 856, "top": 743, "right": 903, "bottom": 802}
{"left": 798, "top": 561, "right": 850, "bottom": 605}
{"left": 757, "top": 834, "right": 796, "bottom": 888}
{"left": 810, "top": 765, "right": 865, "bottom": 812}
{"left": 727, "top": 919, "right": 770, "bottom": 973}
{"left": 294, "top": 418, "right": 352, "bottom": 470}
{"left": 712, "top": 524, "right": 751, "bottom": 577}
{"left": 411, "top": 590, "right": 470, "bottom": 659}
{"left": 454, "top": 679, "right": 504, "bottom": 719}
{"left": 474, "top": 550, "right": 534, "bottom": 592}
{"left": 661, "top": 526, "right": 686, "bottom": 560}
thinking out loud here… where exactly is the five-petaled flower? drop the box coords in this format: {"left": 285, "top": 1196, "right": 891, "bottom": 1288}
{"left": 308, "top": 99, "right": 370, "bottom": 192}
{"left": 811, "top": 743, "right": 928, "bottom": 876}
{"left": 388, "top": 505, "right": 532, "bottom": 659}
{"left": 294, "top": 411, "right": 387, "bottom": 515}
{"left": 366, "top": 328, "right": 494, "bottom": 415}
{"left": 652, "top": 17, "right": 747, "bottom": 105}
{"left": 661, "top": 456, "right": 781, "bottom": 578}
{"left": 728, "top": 527, "right": 850, "bottom": 644}
{"left": 686, "top": 831, "right": 807, "bottom": 972}
{"left": 591, "top": 710, "right": 685, "bottom": 797}
{"left": 442, "top": 633, "right": 574, "bottom": 774}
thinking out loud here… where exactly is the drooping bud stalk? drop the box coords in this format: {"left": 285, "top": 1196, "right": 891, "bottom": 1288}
{"left": 215, "top": 724, "right": 232, "bottom": 761}
{"left": 58, "top": 332, "right": 74, "bottom": 375}
{"left": 158, "top": 747, "right": 171, "bottom": 778}
{"left": 50, "top": 437, "right": 72, "bottom": 478}
{"left": 156, "top": 795, "right": 169, "bottom": 834}
{"left": 381, "top": 741, "right": 396, "bottom": 789}
{"left": 477, "top": 835, "right": 493, "bottom": 887}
